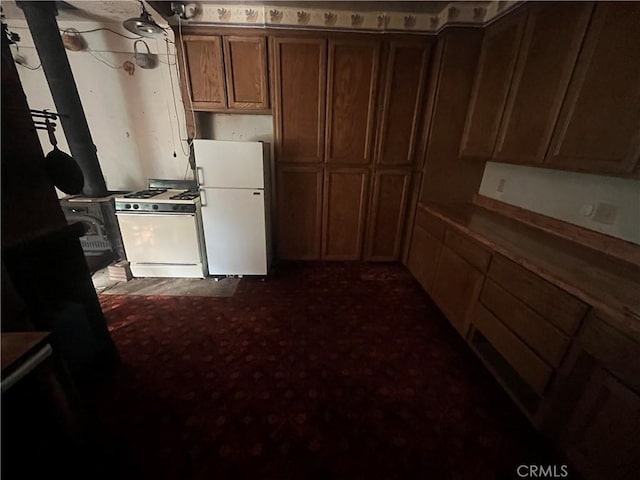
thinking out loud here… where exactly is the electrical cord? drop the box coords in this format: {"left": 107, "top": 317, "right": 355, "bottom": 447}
{"left": 178, "top": 17, "right": 197, "bottom": 142}
{"left": 87, "top": 47, "right": 126, "bottom": 69}
{"left": 10, "top": 43, "right": 41, "bottom": 70}
{"left": 16, "top": 59, "right": 41, "bottom": 70}
{"left": 61, "top": 27, "right": 142, "bottom": 40}
{"left": 166, "top": 38, "right": 190, "bottom": 158}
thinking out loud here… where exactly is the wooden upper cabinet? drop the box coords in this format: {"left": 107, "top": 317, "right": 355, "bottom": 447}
{"left": 494, "top": 2, "right": 593, "bottom": 164}
{"left": 322, "top": 168, "right": 369, "bottom": 260}
{"left": 376, "top": 41, "right": 431, "bottom": 166}
{"left": 181, "top": 35, "right": 226, "bottom": 110}
{"left": 223, "top": 36, "right": 269, "bottom": 110}
{"left": 276, "top": 166, "right": 323, "bottom": 260}
{"left": 365, "top": 170, "right": 411, "bottom": 260}
{"left": 273, "top": 37, "right": 327, "bottom": 164}
{"left": 326, "top": 39, "right": 380, "bottom": 165}
{"left": 546, "top": 2, "right": 640, "bottom": 174}
{"left": 460, "top": 10, "right": 527, "bottom": 158}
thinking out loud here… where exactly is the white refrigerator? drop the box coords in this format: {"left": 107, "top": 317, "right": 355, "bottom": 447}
{"left": 194, "top": 139, "right": 271, "bottom": 276}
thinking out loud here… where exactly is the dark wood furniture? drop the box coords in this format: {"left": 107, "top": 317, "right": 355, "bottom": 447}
{"left": 460, "top": 2, "right": 640, "bottom": 175}
{"left": 179, "top": 33, "right": 270, "bottom": 113}
{"left": 270, "top": 34, "right": 433, "bottom": 261}
{"left": 1, "top": 332, "right": 85, "bottom": 478}
{"left": 175, "top": 3, "right": 639, "bottom": 263}
{"left": 406, "top": 197, "right": 640, "bottom": 480}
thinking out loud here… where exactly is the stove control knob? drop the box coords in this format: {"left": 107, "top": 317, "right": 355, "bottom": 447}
{"left": 125, "top": 203, "right": 131, "bottom": 209}
{"left": 172, "top": 205, "right": 178, "bottom": 210}
{"left": 152, "top": 204, "right": 159, "bottom": 210}
{"left": 133, "top": 204, "right": 139, "bottom": 210}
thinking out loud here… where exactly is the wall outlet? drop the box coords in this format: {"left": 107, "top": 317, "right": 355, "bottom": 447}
{"left": 591, "top": 202, "right": 618, "bottom": 225}
{"left": 579, "top": 204, "right": 594, "bottom": 217}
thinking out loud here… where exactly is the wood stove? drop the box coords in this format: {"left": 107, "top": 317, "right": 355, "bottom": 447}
{"left": 59, "top": 193, "right": 126, "bottom": 270}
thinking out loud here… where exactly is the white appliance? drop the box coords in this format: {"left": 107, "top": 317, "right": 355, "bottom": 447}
{"left": 194, "top": 140, "right": 271, "bottom": 276}
{"left": 114, "top": 180, "right": 207, "bottom": 278}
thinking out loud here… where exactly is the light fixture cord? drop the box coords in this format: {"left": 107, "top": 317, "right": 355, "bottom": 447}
{"left": 178, "top": 16, "right": 197, "bottom": 142}
{"left": 165, "top": 37, "right": 190, "bottom": 158}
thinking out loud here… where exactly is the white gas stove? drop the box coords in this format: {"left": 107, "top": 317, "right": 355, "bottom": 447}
{"left": 114, "top": 180, "right": 207, "bottom": 278}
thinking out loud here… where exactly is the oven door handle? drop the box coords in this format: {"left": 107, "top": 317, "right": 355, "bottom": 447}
{"left": 196, "top": 167, "right": 205, "bottom": 186}
{"left": 199, "top": 189, "right": 207, "bottom": 206}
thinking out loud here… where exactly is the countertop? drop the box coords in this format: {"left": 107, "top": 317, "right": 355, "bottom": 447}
{"left": 422, "top": 202, "right": 640, "bottom": 342}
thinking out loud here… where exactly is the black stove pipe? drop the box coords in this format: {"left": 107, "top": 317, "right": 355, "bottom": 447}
{"left": 17, "top": 1, "right": 108, "bottom": 198}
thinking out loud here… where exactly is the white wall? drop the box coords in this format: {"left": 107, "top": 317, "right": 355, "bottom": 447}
{"left": 479, "top": 162, "right": 640, "bottom": 244}
{"left": 7, "top": 18, "right": 191, "bottom": 194}
{"left": 196, "top": 113, "right": 274, "bottom": 159}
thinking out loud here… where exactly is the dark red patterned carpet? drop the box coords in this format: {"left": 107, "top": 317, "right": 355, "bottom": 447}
{"left": 91, "top": 263, "right": 557, "bottom": 479}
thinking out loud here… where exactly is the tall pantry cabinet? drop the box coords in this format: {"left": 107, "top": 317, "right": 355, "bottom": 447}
{"left": 272, "top": 38, "right": 327, "bottom": 260}
{"left": 273, "top": 35, "right": 432, "bottom": 261}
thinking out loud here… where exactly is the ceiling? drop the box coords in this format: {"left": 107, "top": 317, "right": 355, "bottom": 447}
{"left": 1, "top": 1, "right": 491, "bottom": 22}
{"left": 209, "top": 2, "right": 454, "bottom": 14}
{"left": 1, "top": 1, "right": 144, "bottom": 23}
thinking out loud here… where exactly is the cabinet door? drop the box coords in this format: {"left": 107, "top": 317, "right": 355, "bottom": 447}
{"left": 546, "top": 3, "right": 640, "bottom": 174}
{"left": 181, "top": 35, "right": 226, "bottom": 110}
{"left": 272, "top": 38, "right": 327, "bottom": 164}
{"left": 419, "top": 29, "right": 485, "bottom": 204}
{"left": 407, "top": 225, "right": 442, "bottom": 294}
{"left": 326, "top": 39, "right": 380, "bottom": 165}
{"left": 223, "top": 36, "right": 269, "bottom": 110}
{"left": 563, "top": 366, "right": 640, "bottom": 480}
{"left": 322, "top": 168, "right": 369, "bottom": 260}
{"left": 431, "top": 245, "right": 485, "bottom": 336}
{"left": 459, "top": 10, "right": 527, "bottom": 158}
{"left": 494, "top": 2, "right": 593, "bottom": 164}
{"left": 276, "top": 166, "right": 323, "bottom": 260}
{"left": 365, "top": 170, "right": 411, "bottom": 261}
{"left": 376, "top": 41, "right": 431, "bottom": 166}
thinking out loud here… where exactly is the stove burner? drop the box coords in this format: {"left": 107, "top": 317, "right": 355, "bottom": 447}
{"left": 124, "top": 189, "right": 166, "bottom": 199}
{"left": 170, "top": 190, "right": 200, "bottom": 200}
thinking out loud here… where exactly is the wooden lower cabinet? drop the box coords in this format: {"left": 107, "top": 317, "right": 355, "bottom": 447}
{"left": 405, "top": 213, "right": 640, "bottom": 478}
{"left": 322, "top": 169, "right": 369, "bottom": 260}
{"left": 407, "top": 225, "right": 442, "bottom": 293}
{"left": 364, "top": 170, "right": 411, "bottom": 261}
{"left": 471, "top": 303, "right": 553, "bottom": 397}
{"left": 276, "top": 166, "right": 411, "bottom": 261}
{"left": 561, "top": 364, "right": 640, "bottom": 480}
{"left": 430, "top": 245, "right": 484, "bottom": 336}
{"left": 275, "top": 166, "right": 323, "bottom": 260}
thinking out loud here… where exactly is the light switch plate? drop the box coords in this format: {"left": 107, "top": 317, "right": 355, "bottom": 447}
{"left": 591, "top": 202, "right": 618, "bottom": 225}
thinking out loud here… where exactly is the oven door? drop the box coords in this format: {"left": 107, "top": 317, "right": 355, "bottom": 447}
{"left": 116, "top": 213, "right": 201, "bottom": 265}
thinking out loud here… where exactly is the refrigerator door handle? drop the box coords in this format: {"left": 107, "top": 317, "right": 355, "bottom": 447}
{"left": 200, "top": 189, "right": 207, "bottom": 206}
{"left": 196, "top": 167, "right": 205, "bottom": 186}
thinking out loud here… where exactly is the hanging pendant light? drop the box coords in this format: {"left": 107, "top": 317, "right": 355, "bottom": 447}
{"left": 123, "top": 1, "right": 165, "bottom": 38}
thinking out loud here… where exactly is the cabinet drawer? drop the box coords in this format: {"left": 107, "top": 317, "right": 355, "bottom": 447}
{"left": 432, "top": 246, "right": 485, "bottom": 337}
{"left": 488, "top": 255, "right": 587, "bottom": 334}
{"left": 407, "top": 225, "right": 442, "bottom": 294}
{"left": 472, "top": 303, "right": 553, "bottom": 395}
{"left": 444, "top": 229, "right": 491, "bottom": 272}
{"left": 415, "top": 207, "right": 445, "bottom": 241}
{"left": 578, "top": 311, "right": 640, "bottom": 393}
{"left": 481, "top": 279, "right": 570, "bottom": 367}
